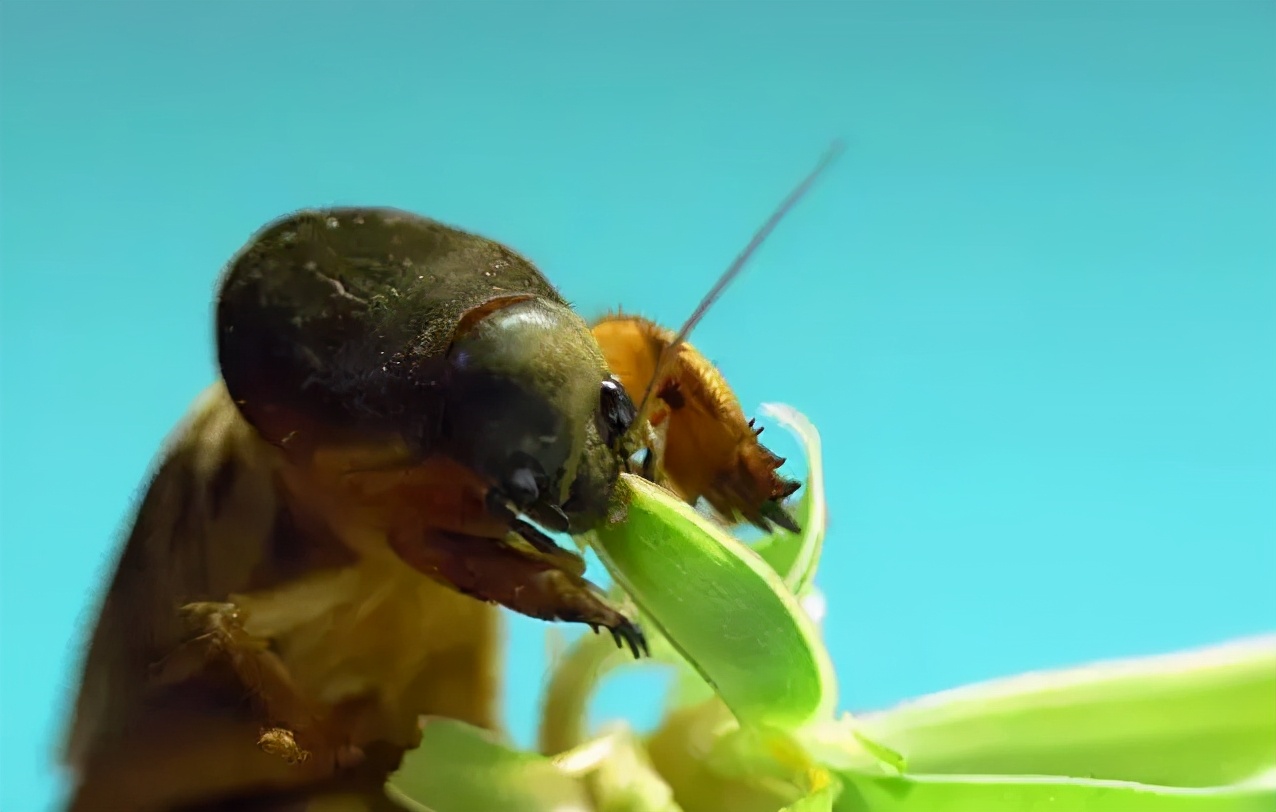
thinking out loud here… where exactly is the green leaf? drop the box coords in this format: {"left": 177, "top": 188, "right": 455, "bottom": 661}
{"left": 538, "top": 628, "right": 637, "bottom": 755}
{"left": 390, "top": 718, "right": 590, "bottom": 812}
{"left": 793, "top": 713, "right": 909, "bottom": 776}
{"left": 853, "top": 635, "right": 1276, "bottom": 789}
{"left": 646, "top": 404, "right": 827, "bottom": 717}
{"left": 552, "top": 726, "right": 684, "bottom": 812}
{"left": 781, "top": 779, "right": 841, "bottom": 812}
{"left": 834, "top": 772, "right": 1276, "bottom": 812}
{"left": 705, "top": 723, "right": 821, "bottom": 787}
{"left": 664, "top": 658, "right": 719, "bottom": 712}
{"left": 589, "top": 473, "right": 837, "bottom": 730}
{"left": 749, "top": 403, "right": 828, "bottom": 596}
{"left": 642, "top": 699, "right": 845, "bottom": 812}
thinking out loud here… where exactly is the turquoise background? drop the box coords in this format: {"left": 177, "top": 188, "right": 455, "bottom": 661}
{"left": 2, "top": 1, "right": 1273, "bottom": 809}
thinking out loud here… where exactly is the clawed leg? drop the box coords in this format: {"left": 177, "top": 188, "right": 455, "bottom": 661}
{"left": 151, "top": 602, "right": 366, "bottom": 772}
{"left": 350, "top": 453, "right": 588, "bottom": 579}
{"left": 388, "top": 529, "right": 649, "bottom": 658}
{"left": 591, "top": 314, "right": 803, "bottom": 534}
{"left": 504, "top": 518, "right": 588, "bottom": 578}
{"left": 65, "top": 709, "right": 349, "bottom": 812}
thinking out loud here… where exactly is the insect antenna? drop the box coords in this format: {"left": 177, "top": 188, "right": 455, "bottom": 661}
{"left": 627, "top": 139, "right": 847, "bottom": 434}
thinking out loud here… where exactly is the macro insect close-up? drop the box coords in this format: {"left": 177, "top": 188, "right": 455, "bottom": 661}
{"left": 6, "top": 5, "right": 1275, "bottom": 812}
{"left": 55, "top": 142, "right": 841, "bottom": 811}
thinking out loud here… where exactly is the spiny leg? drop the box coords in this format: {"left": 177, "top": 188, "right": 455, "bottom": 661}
{"left": 388, "top": 529, "right": 649, "bottom": 658}
{"left": 591, "top": 314, "right": 802, "bottom": 533}
{"left": 505, "top": 517, "right": 589, "bottom": 578}
{"left": 353, "top": 453, "right": 588, "bottom": 578}
{"left": 152, "top": 601, "right": 366, "bottom": 771}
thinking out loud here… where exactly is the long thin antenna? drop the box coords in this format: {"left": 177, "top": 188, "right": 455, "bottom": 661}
{"left": 631, "top": 139, "right": 846, "bottom": 426}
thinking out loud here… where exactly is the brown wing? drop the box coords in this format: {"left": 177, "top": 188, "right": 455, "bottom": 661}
{"left": 60, "top": 385, "right": 292, "bottom": 801}
{"left": 61, "top": 384, "right": 507, "bottom": 811}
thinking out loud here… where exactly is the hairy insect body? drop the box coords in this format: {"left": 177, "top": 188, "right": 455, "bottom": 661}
{"left": 591, "top": 314, "right": 800, "bottom": 533}
{"left": 61, "top": 157, "right": 837, "bottom": 809}
{"left": 63, "top": 209, "right": 656, "bottom": 811}
{"left": 64, "top": 383, "right": 503, "bottom": 811}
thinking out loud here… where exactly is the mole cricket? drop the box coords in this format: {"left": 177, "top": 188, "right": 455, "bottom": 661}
{"left": 60, "top": 143, "right": 843, "bottom": 811}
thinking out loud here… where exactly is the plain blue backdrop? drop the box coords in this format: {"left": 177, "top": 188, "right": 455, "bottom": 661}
{"left": 2, "top": 1, "right": 1274, "bottom": 809}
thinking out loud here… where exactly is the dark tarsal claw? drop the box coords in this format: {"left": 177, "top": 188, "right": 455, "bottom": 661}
{"left": 538, "top": 503, "right": 572, "bottom": 534}
{"left": 770, "top": 473, "right": 801, "bottom": 500}
{"left": 512, "top": 518, "right": 564, "bottom": 557}
{"left": 609, "top": 618, "right": 649, "bottom": 659}
{"left": 485, "top": 488, "right": 520, "bottom": 523}
{"left": 759, "top": 499, "right": 801, "bottom": 534}
{"left": 747, "top": 515, "right": 775, "bottom": 534}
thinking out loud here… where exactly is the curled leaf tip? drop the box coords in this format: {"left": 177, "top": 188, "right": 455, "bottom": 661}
{"left": 589, "top": 473, "right": 838, "bottom": 730}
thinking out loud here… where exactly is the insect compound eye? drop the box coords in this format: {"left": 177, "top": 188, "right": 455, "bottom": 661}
{"left": 598, "top": 376, "right": 637, "bottom": 449}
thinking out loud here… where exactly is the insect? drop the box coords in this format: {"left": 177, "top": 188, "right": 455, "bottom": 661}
{"left": 590, "top": 313, "right": 801, "bottom": 534}
{"left": 59, "top": 143, "right": 842, "bottom": 812}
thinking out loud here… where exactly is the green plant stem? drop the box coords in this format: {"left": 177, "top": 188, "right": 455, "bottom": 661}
{"left": 852, "top": 635, "right": 1276, "bottom": 788}
{"left": 539, "top": 630, "right": 631, "bottom": 756}
{"left": 837, "top": 772, "right": 1276, "bottom": 812}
